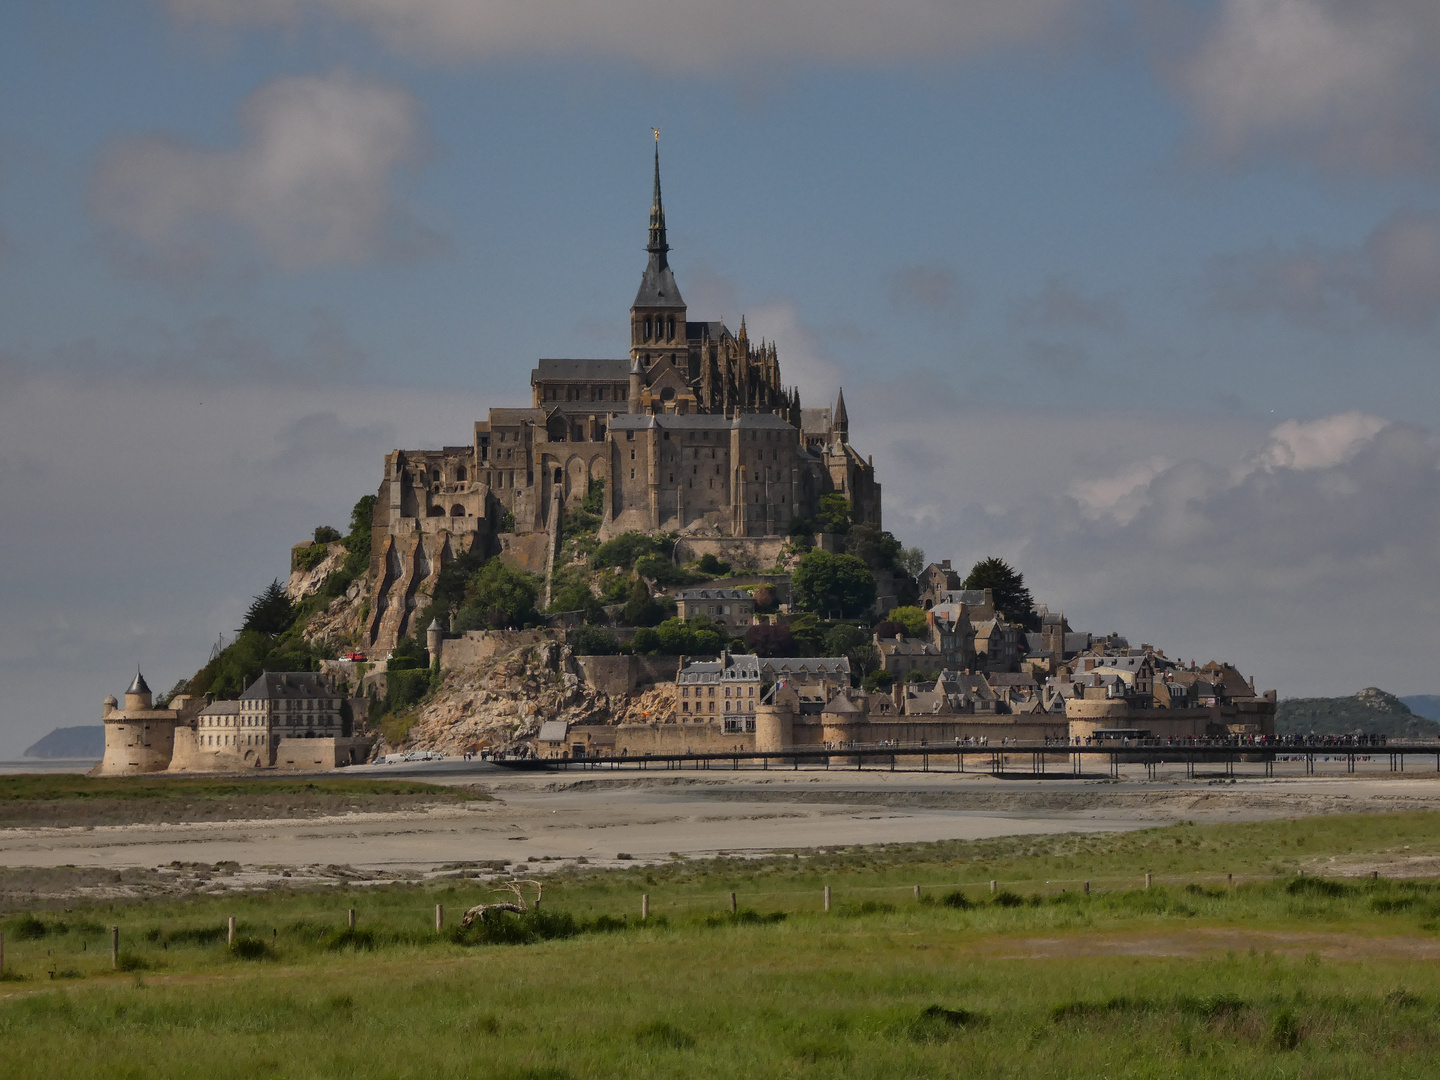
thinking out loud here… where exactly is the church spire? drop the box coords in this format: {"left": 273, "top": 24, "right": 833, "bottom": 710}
{"left": 647, "top": 131, "right": 668, "bottom": 269}
{"left": 834, "top": 387, "right": 849, "bottom": 442}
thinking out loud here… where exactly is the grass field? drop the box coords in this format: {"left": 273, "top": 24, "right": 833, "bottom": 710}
{"left": 0, "top": 774, "right": 487, "bottom": 829}
{"left": 3, "top": 813, "right": 1440, "bottom": 1077}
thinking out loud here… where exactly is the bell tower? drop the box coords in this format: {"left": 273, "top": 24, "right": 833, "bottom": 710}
{"left": 630, "top": 132, "right": 688, "bottom": 379}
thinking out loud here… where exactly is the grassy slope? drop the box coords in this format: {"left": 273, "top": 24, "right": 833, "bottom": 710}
{"left": 5, "top": 814, "right": 1440, "bottom": 1077}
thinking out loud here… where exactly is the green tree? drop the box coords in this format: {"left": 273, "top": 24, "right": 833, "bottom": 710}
{"left": 454, "top": 560, "right": 540, "bottom": 631}
{"left": 843, "top": 523, "right": 901, "bottom": 571}
{"left": 622, "top": 579, "right": 667, "bottom": 628}
{"left": 863, "top": 669, "right": 896, "bottom": 692}
{"left": 961, "top": 557, "right": 1037, "bottom": 630}
{"left": 785, "top": 613, "right": 827, "bottom": 656}
{"left": 816, "top": 493, "right": 851, "bottom": 534}
{"left": 695, "top": 553, "right": 730, "bottom": 577}
{"left": 885, "top": 605, "right": 929, "bottom": 638}
{"left": 313, "top": 525, "right": 342, "bottom": 544}
{"left": 387, "top": 635, "right": 429, "bottom": 671}
{"left": 581, "top": 478, "right": 606, "bottom": 515}
{"left": 570, "top": 625, "right": 622, "bottom": 655}
{"left": 547, "top": 568, "right": 605, "bottom": 623}
{"left": 241, "top": 580, "right": 296, "bottom": 636}
{"left": 792, "top": 550, "right": 876, "bottom": 619}
{"left": 593, "top": 531, "right": 668, "bottom": 570}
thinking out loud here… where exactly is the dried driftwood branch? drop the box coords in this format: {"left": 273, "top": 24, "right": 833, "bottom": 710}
{"left": 460, "top": 879, "right": 544, "bottom": 926}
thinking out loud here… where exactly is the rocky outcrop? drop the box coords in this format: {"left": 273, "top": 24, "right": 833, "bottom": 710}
{"left": 285, "top": 542, "right": 347, "bottom": 601}
{"left": 395, "top": 639, "right": 628, "bottom": 756}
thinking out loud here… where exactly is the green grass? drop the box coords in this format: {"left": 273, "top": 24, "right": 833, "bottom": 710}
{"left": 0, "top": 775, "right": 483, "bottom": 803}
{"left": 5, "top": 813, "right": 1440, "bottom": 1077}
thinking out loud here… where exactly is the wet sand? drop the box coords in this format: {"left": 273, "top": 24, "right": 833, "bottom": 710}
{"left": 3, "top": 766, "right": 1439, "bottom": 892}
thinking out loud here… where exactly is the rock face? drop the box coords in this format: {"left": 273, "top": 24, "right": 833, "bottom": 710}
{"left": 285, "top": 542, "right": 347, "bottom": 601}
{"left": 394, "top": 639, "right": 658, "bottom": 756}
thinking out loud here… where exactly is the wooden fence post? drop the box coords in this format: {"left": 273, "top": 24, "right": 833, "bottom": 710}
{"left": 0, "top": 930, "right": 5, "bottom": 976}
{"left": 823, "top": 886, "right": 831, "bottom": 912}
{"left": 641, "top": 894, "right": 650, "bottom": 920}
{"left": 1083, "top": 881, "right": 1090, "bottom": 895}
{"left": 1145, "top": 873, "right": 1152, "bottom": 888}
{"left": 227, "top": 917, "right": 236, "bottom": 946}
{"left": 435, "top": 904, "right": 444, "bottom": 932}
{"left": 347, "top": 909, "right": 356, "bottom": 930}
{"left": 989, "top": 880, "right": 997, "bottom": 894}
{"left": 111, "top": 926, "right": 119, "bottom": 969}
{"left": 913, "top": 885, "right": 921, "bottom": 901}
{"left": 729, "top": 892, "right": 737, "bottom": 914}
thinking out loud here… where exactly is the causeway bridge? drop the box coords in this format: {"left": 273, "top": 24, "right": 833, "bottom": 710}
{"left": 494, "top": 737, "right": 1440, "bottom": 779}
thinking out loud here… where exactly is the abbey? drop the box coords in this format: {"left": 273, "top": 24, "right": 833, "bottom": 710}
{"left": 368, "top": 146, "right": 879, "bottom": 649}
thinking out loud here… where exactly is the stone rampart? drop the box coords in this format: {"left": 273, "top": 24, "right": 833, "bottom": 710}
{"left": 437, "top": 629, "right": 566, "bottom": 671}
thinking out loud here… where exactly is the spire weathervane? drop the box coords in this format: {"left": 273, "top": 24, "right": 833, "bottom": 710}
{"left": 647, "top": 129, "right": 668, "bottom": 266}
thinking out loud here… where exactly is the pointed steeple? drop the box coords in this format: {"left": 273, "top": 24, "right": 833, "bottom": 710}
{"left": 834, "top": 387, "right": 849, "bottom": 443}
{"left": 647, "top": 138, "right": 668, "bottom": 268}
{"left": 632, "top": 133, "right": 685, "bottom": 312}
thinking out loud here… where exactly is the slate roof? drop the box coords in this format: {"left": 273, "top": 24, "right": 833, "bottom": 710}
{"left": 538, "top": 721, "right": 569, "bottom": 742}
{"left": 127, "top": 671, "right": 151, "bottom": 696}
{"left": 198, "top": 700, "right": 240, "bottom": 717}
{"left": 677, "top": 654, "right": 762, "bottom": 684}
{"left": 238, "top": 672, "right": 337, "bottom": 701}
{"left": 532, "top": 359, "right": 630, "bottom": 381}
{"left": 634, "top": 260, "right": 686, "bottom": 310}
{"left": 679, "top": 588, "right": 752, "bottom": 601}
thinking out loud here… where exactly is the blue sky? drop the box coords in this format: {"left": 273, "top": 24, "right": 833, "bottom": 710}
{"left": 3, "top": 0, "right": 1440, "bottom": 754}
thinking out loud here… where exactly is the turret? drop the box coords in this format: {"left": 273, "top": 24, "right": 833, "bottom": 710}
{"left": 124, "top": 670, "right": 153, "bottom": 712}
{"left": 426, "top": 618, "right": 444, "bottom": 667}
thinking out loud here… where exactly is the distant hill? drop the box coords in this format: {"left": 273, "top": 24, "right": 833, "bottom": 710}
{"left": 1276, "top": 688, "right": 1440, "bottom": 739}
{"left": 23, "top": 725, "right": 104, "bottom": 759}
{"left": 1402, "top": 696, "right": 1440, "bottom": 724}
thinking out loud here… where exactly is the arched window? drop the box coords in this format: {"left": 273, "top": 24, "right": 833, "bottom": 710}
{"left": 667, "top": 316, "right": 675, "bottom": 340}
{"left": 427, "top": 506, "right": 444, "bottom": 516}
{"left": 644, "top": 317, "right": 652, "bottom": 340}
{"left": 451, "top": 504, "right": 466, "bottom": 516}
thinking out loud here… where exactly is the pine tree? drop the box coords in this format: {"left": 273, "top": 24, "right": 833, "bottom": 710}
{"left": 241, "top": 579, "right": 297, "bottom": 636}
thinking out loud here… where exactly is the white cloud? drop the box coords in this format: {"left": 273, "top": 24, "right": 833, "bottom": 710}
{"left": 848, "top": 383, "right": 1440, "bottom": 695}
{"left": 1209, "top": 211, "right": 1440, "bottom": 331}
{"left": 1176, "top": 0, "right": 1440, "bottom": 173}
{"left": 91, "top": 71, "right": 436, "bottom": 278}
{"left": 1249, "top": 412, "right": 1388, "bottom": 472}
{"left": 160, "top": 0, "right": 1092, "bottom": 69}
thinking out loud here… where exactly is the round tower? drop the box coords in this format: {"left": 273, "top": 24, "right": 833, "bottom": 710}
{"left": 97, "top": 669, "right": 177, "bottom": 776}
{"left": 426, "top": 617, "right": 444, "bottom": 667}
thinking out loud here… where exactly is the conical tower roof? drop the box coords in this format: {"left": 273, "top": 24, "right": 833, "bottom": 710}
{"left": 633, "top": 137, "right": 686, "bottom": 310}
{"left": 127, "top": 670, "right": 151, "bottom": 696}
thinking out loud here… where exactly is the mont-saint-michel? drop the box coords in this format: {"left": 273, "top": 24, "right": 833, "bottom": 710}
{"left": 10, "top": 8, "right": 1440, "bottom": 1078}
{"left": 95, "top": 148, "right": 1276, "bottom": 778}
